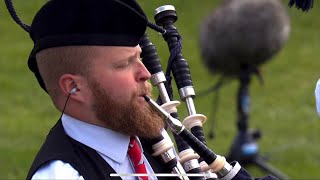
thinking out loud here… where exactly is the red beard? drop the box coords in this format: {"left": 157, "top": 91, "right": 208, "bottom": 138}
{"left": 89, "top": 80, "right": 165, "bottom": 139}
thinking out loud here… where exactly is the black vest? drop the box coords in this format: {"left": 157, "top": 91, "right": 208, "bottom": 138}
{"left": 26, "top": 120, "right": 172, "bottom": 180}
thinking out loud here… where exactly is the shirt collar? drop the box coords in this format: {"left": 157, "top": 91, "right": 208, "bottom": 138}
{"left": 61, "top": 114, "right": 131, "bottom": 164}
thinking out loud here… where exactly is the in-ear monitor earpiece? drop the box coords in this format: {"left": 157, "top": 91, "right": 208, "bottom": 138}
{"left": 69, "top": 87, "right": 77, "bottom": 94}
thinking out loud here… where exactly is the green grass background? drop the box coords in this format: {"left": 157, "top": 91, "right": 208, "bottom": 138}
{"left": 0, "top": 0, "right": 320, "bottom": 179}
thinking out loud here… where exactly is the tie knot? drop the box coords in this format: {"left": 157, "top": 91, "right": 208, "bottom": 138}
{"left": 128, "top": 136, "right": 137, "bottom": 150}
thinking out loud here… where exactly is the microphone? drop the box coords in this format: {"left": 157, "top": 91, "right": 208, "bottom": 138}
{"left": 199, "top": 0, "right": 290, "bottom": 77}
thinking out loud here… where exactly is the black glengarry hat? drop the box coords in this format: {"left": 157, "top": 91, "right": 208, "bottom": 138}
{"left": 28, "top": 0, "right": 148, "bottom": 91}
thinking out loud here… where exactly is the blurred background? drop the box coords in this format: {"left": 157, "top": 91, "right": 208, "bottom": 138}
{"left": 0, "top": 0, "right": 319, "bottom": 179}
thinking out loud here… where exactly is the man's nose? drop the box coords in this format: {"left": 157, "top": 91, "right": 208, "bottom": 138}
{"left": 136, "top": 60, "right": 151, "bottom": 82}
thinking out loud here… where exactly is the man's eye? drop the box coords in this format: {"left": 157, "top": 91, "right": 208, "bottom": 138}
{"left": 118, "top": 62, "right": 129, "bottom": 68}
{"left": 116, "top": 59, "right": 132, "bottom": 69}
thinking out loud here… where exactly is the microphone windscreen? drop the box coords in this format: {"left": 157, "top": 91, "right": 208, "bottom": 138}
{"left": 199, "top": 0, "right": 290, "bottom": 77}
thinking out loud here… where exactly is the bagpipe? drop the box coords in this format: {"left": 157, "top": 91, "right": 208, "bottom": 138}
{"left": 138, "top": 5, "right": 252, "bottom": 180}
{"left": 138, "top": 1, "right": 313, "bottom": 179}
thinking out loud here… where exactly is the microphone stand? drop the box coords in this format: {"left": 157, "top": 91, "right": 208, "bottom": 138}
{"left": 226, "top": 67, "right": 289, "bottom": 180}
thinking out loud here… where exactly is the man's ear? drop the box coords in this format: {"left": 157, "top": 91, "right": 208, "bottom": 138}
{"left": 59, "top": 74, "right": 87, "bottom": 102}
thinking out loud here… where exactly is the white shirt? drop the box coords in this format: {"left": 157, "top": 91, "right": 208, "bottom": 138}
{"left": 32, "top": 114, "right": 157, "bottom": 179}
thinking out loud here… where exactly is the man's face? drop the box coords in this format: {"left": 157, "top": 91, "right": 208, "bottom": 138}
{"left": 86, "top": 45, "right": 165, "bottom": 138}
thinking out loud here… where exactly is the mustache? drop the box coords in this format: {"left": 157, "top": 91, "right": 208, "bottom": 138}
{"left": 136, "top": 82, "right": 152, "bottom": 97}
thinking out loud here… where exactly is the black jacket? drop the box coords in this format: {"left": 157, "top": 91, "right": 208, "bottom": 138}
{"left": 26, "top": 120, "right": 171, "bottom": 180}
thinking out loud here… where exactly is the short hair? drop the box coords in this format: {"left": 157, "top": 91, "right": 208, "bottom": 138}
{"left": 36, "top": 46, "right": 93, "bottom": 102}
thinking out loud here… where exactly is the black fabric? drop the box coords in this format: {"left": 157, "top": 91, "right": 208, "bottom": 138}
{"left": 26, "top": 120, "right": 171, "bottom": 180}
{"left": 27, "top": 0, "right": 148, "bottom": 91}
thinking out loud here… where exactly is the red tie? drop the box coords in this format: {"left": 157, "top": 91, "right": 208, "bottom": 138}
{"left": 127, "top": 137, "right": 148, "bottom": 180}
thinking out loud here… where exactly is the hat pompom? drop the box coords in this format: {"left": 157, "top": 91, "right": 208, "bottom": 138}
{"left": 288, "top": 0, "right": 314, "bottom": 12}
